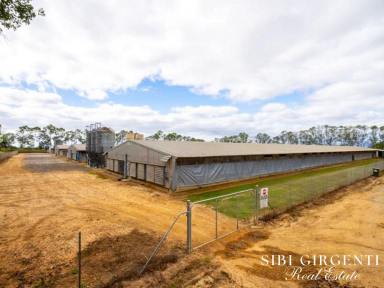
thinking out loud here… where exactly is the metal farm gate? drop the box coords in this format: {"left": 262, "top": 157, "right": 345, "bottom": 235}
{"left": 186, "top": 188, "right": 261, "bottom": 252}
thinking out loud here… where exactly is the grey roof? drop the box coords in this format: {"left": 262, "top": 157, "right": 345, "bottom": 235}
{"left": 130, "top": 140, "right": 377, "bottom": 158}
{"left": 69, "top": 144, "right": 86, "bottom": 151}
{"left": 55, "top": 144, "right": 69, "bottom": 150}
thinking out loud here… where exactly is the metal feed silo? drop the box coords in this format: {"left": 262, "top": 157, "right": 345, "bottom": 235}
{"left": 86, "top": 123, "right": 115, "bottom": 167}
{"left": 85, "top": 125, "right": 91, "bottom": 152}
{"left": 95, "top": 127, "right": 115, "bottom": 153}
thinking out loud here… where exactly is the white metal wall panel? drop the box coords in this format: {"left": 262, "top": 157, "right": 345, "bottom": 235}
{"left": 137, "top": 163, "right": 145, "bottom": 180}
{"left": 354, "top": 152, "right": 373, "bottom": 160}
{"left": 113, "top": 160, "right": 119, "bottom": 172}
{"left": 154, "top": 166, "right": 165, "bottom": 186}
{"left": 130, "top": 162, "right": 136, "bottom": 178}
{"left": 146, "top": 165, "right": 155, "bottom": 183}
{"left": 107, "top": 142, "right": 168, "bottom": 166}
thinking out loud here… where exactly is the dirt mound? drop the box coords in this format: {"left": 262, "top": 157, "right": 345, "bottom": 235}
{"left": 217, "top": 230, "right": 270, "bottom": 258}
{"left": 124, "top": 253, "right": 238, "bottom": 288}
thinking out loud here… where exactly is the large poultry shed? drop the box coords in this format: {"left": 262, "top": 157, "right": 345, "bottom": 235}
{"left": 105, "top": 140, "right": 379, "bottom": 192}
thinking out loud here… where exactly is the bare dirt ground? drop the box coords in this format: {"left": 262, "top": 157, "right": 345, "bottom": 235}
{"left": 0, "top": 153, "right": 383, "bottom": 287}
{"left": 0, "top": 153, "right": 234, "bottom": 287}
{"left": 207, "top": 176, "right": 384, "bottom": 288}
{"left": 132, "top": 169, "right": 384, "bottom": 288}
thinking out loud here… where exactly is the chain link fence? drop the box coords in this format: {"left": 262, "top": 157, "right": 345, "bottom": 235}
{"left": 188, "top": 161, "right": 384, "bottom": 250}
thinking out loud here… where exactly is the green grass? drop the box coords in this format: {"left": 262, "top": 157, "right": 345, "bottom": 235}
{"left": 188, "top": 158, "right": 383, "bottom": 219}
{"left": 0, "top": 147, "right": 46, "bottom": 153}
{"left": 0, "top": 148, "right": 13, "bottom": 152}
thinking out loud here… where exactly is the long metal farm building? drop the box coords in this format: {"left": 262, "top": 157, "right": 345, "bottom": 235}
{"left": 105, "top": 140, "right": 379, "bottom": 191}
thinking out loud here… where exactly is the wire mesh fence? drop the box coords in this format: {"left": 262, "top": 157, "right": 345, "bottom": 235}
{"left": 188, "top": 160, "right": 384, "bottom": 250}
{"left": 190, "top": 189, "right": 257, "bottom": 250}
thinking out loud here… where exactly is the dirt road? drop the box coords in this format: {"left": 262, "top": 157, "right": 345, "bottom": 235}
{"left": 0, "top": 154, "right": 234, "bottom": 287}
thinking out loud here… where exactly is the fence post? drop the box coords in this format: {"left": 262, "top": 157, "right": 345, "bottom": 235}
{"left": 78, "top": 231, "right": 81, "bottom": 288}
{"left": 236, "top": 195, "right": 239, "bottom": 230}
{"left": 254, "top": 185, "right": 259, "bottom": 225}
{"left": 215, "top": 199, "right": 218, "bottom": 239}
{"left": 186, "top": 200, "right": 192, "bottom": 254}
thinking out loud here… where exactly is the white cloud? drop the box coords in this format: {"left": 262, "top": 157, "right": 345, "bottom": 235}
{"left": 0, "top": 0, "right": 383, "bottom": 102}
{"left": 1, "top": 86, "right": 384, "bottom": 139}
{"left": 260, "top": 103, "right": 288, "bottom": 112}
{"left": 0, "top": 0, "right": 383, "bottom": 136}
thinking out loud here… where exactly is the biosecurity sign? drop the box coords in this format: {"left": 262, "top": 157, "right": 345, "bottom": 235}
{"left": 260, "top": 187, "right": 269, "bottom": 209}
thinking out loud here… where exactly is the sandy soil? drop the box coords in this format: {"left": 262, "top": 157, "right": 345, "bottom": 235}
{"left": 1, "top": 153, "right": 383, "bottom": 287}
{"left": 209, "top": 177, "right": 384, "bottom": 288}
{"left": 0, "top": 153, "right": 234, "bottom": 287}
{"left": 130, "top": 170, "right": 384, "bottom": 288}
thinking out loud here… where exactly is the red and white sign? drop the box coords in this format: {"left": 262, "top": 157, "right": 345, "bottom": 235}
{"left": 260, "top": 187, "right": 269, "bottom": 198}
{"left": 260, "top": 187, "right": 269, "bottom": 208}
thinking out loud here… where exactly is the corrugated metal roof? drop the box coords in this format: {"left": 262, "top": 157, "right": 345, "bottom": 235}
{"left": 129, "top": 140, "right": 377, "bottom": 158}
{"left": 69, "top": 144, "right": 86, "bottom": 151}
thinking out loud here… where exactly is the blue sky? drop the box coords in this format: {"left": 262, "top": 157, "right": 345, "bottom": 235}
{"left": 106, "top": 78, "right": 229, "bottom": 112}
{"left": 56, "top": 78, "right": 306, "bottom": 114}
{"left": 0, "top": 0, "right": 383, "bottom": 138}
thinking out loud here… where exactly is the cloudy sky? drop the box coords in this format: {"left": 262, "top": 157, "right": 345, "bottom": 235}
{"left": 0, "top": 0, "right": 383, "bottom": 138}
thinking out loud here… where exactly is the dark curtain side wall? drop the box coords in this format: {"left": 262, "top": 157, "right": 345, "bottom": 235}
{"left": 78, "top": 152, "right": 87, "bottom": 162}
{"left": 174, "top": 152, "right": 373, "bottom": 189}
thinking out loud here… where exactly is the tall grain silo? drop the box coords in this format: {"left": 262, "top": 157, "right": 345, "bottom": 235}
{"left": 95, "top": 127, "right": 115, "bottom": 153}
{"left": 86, "top": 123, "right": 115, "bottom": 167}
{"left": 85, "top": 125, "right": 91, "bottom": 152}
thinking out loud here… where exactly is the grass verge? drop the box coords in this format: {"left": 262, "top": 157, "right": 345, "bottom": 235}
{"left": 188, "top": 158, "right": 382, "bottom": 218}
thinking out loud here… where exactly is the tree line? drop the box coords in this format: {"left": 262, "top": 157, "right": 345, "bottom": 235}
{"left": 215, "top": 125, "right": 384, "bottom": 148}
{"left": 146, "top": 130, "right": 205, "bottom": 142}
{"left": 0, "top": 125, "right": 85, "bottom": 149}
{"left": 1, "top": 124, "right": 384, "bottom": 149}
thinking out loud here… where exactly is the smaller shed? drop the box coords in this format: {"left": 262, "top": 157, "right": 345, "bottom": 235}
{"left": 55, "top": 145, "right": 69, "bottom": 157}
{"left": 68, "top": 144, "right": 87, "bottom": 162}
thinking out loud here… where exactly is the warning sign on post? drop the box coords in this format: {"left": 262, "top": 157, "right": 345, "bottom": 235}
{"left": 259, "top": 187, "right": 269, "bottom": 209}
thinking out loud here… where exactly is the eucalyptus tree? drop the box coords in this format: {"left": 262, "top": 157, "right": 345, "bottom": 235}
{"left": 0, "top": 0, "right": 44, "bottom": 33}
{"left": 254, "top": 133, "right": 271, "bottom": 144}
